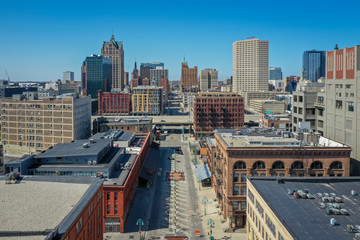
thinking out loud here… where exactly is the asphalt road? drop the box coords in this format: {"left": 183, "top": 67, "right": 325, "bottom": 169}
{"left": 146, "top": 133, "right": 205, "bottom": 239}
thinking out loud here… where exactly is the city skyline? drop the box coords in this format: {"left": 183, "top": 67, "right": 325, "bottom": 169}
{"left": 1, "top": 0, "right": 360, "bottom": 82}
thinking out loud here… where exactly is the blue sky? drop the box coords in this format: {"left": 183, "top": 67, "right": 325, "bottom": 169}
{"left": 1, "top": 0, "right": 359, "bottom": 82}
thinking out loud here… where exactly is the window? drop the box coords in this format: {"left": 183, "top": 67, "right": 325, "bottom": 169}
{"left": 248, "top": 189, "right": 255, "bottom": 204}
{"left": 241, "top": 201, "right": 246, "bottom": 210}
{"left": 299, "top": 96, "right": 303, "bottom": 102}
{"left": 348, "top": 102, "right": 354, "bottom": 112}
{"left": 293, "top": 95, "right": 297, "bottom": 102}
{"left": 330, "top": 161, "right": 343, "bottom": 169}
{"left": 241, "top": 186, "right": 246, "bottom": 195}
{"left": 114, "top": 204, "right": 118, "bottom": 214}
{"left": 107, "top": 192, "right": 110, "bottom": 200}
{"left": 233, "top": 174, "right": 239, "bottom": 182}
{"left": 232, "top": 201, "right": 239, "bottom": 210}
{"left": 107, "top": 204, "right": 110, "bottom": 214}
{"left": 311, "top": 161, "right": 323, "bottom": 169}
{"left": 233, "top": 186, "right": 239, "bottom": 195}
{"left": 241, "top": 174, "right": 247, "bottom": 182}
{"left": 88, "top": 221, "right": 92, "bottom": 234}
{"left": 114, "top": 192, "right": 118, "bottom": 201}
{"left": 317, "top": 96, "right": 324, "bottom": 104}
{"left": 298, "top": 108, "right": 303, "bottom": 114}
{"left": 234, "top": 161, "right": 246, "bottom": 169}
{"left": 253, "top": 161, "right": 265, "bottom": 169}
{"left": 336, "top": 100, "right": 342, "bottom": 109}
{"left": 293, "top": 107, "right": 297, "bottom": 113}
{"left": 97, "top": 207, "right": 100, "bottom": 219}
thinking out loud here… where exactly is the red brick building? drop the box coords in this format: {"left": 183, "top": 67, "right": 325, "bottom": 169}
{"left": 62, "top": 184, "right": 104, "bottom": 240}
{"left": 103, "top": 132, "right": 150, "bottom": 233}
{"left": 98, "top": 91, "right": 130, "bottom": 116}
{"left": 193, "top": 92, "right": 244, "bottom": 139}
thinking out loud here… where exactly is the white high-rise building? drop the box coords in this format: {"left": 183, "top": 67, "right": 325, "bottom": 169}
{"left": 199, "top": 68, "right": 218, "bottom": 91}
{"left": 232, "top": 38, "right": 269, "bottom": 93}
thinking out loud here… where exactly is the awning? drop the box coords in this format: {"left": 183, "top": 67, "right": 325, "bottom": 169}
{"left": 195, "top": 164, "right": 211, "bottom": 182}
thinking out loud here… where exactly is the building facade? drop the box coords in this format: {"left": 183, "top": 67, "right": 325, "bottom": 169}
{"left": 98, "top": 92, "right": 130, "bottom": 116}
{"left": 63, "top": 71, "right": 74, "bottom": 82}
{"left": 193, "top": 92, "right": 244, "bottom": 139}
{"left": 81, "top": 55, "right": 112, "bottom": 99}
{"left": 269, "top": 67, "right": 282, "bottom": 80}
{"left": 242, "top": 91, "right": 289, "bottom": 107}
{"left": 324, "top": 45, "right": 360, "bottom": 174}
{"left": 233, "top": 39, "right": 269, "bottom": 93}
{"left": 180, "top": 60, "right": 198, "bottom": 92}
{"left": 199, "top": 68, "right": 218, "bottom": 91}
{"left": 283, "top": 76, "right": 300, "bottom": 93}
{"left": 101, "top": 35, "right": 125, "bottom": 90}
{"left": 150, "top": 67, "right": 168, "bottom": 87}
{"left": 208, "top": 130, "right": 351, "bottom": 228}
{"left": 1, "top": 95, "right": 91, "bottom": 156}
{"left": 132, "top": 86, "right": 162, "bottom": 115}
{"left": 250, "top": 100, "right": 286, "bottom": 114}
{"left": 302, "top": 50, "right": 326, "bottom": 82}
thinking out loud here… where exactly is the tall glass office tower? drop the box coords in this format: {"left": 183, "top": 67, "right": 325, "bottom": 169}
{"left": 81, "top": 55, "right": 112, "bottom": 99}
{"left": 302, "top": 50, "right": 326, "bottom": 82}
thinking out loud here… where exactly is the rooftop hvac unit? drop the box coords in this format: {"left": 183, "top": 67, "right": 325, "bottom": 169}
{"left": 88, "top": 160, "right": 92, "bottom": 165}
{"left": 83, "top": 143, "right": 89, "bottom": 148}
{"left": 92, "top": 160, "right": 97, "bottom": 165}
{"left": 89, "top": 138, "right": 95, "bottom": 143}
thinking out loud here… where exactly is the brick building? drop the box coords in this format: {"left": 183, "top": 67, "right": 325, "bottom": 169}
{"left": 4, "top": 130, "right": 152, "bottom": 234}
{"left": 98, "top": 91, "right": 130, "bottom": 116}
{"left": 193, "top": 92, "right": 244, "bottom": 139}
{"left": 206, "top": 129, "right": 351, "bottom": 229}
{"left": 180, "top": 59, "right": 198, "bottom": 92}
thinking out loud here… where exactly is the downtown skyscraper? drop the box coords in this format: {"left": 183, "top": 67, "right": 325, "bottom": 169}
{"left": 302, "top": 50, "right": 326, "bottom": 82}
{"left": 101, "top": 35, "right": 125, "bottom": 90}
{"left": 232, "top": 38, "right": 269, "bottom": 93}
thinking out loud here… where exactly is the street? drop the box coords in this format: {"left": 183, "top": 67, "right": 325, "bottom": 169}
{"left": 146, "top": 133, "right": 205, "bottom": 239}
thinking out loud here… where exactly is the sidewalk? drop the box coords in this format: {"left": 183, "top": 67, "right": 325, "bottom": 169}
{"left": 190, "top": 154, "right": 246, "bottom": 240}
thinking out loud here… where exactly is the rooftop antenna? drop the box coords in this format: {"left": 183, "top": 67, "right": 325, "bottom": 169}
{"left": 334, "top": 44, "right": 338, "bottom": 50}
{"left": 5, "top": 70, "right": 10, "bottom": 82}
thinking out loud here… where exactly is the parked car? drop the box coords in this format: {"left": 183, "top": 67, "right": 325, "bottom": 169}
{"left": 175, "top": 148, "right": 183, "bottom": 155}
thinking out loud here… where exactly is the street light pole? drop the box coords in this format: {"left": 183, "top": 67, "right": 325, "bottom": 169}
{"left": 136, "top": 218, "right": 144, "bottom": 240}
{"left": 202, "top": 196, "right": 209, "bottom": 216}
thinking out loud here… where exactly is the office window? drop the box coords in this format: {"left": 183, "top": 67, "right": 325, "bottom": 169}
{"left": 233, "top": 174, "right": 239, "bottom": 182}
{"left": 336, "top": 100, "right": 342, "bottom": 109}
{"left": 348, "top": 102, "right": 354, "bottom": 112}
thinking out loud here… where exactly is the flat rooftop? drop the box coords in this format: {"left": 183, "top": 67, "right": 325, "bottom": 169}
{"left": 249, "top": 177, "right": 360, "bottom": 240}
{"left": 221, "top": 136, "right": 300, "bottom": 147}
{"left": 0, "top": 176, "right": 95, "bottom": 236}
{"left": 35, "top": 138, "right": 112, "bottom": 158}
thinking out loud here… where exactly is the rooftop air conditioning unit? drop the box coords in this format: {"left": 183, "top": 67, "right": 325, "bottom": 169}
{"left": 83, "top": 143, "right": 89, "bottom": 148}
{"left": 92, "top": 160, "right": 97, "bottom": 165}
{"left": 88, "top": 160, "right": 92, "bottom": 165}
{"left": 89, "top": 138, "right": 95, "bottom": 143}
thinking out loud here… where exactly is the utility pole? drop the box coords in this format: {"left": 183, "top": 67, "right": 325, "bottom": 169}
{"left": 136, "top": 218, "right": 144, "bottom": 240}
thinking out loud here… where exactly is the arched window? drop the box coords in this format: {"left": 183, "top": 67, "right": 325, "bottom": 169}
{"left": 234, "top": 161, "right": 246, "bottom": 170}
{"left": 311, "top": 161, "right": 323, "bottom": 169}
{"left": 291, "top": 161, "right": 304, "bottom": 169}
{"left": 272, "top": 161, "right": 285, "bottom": 169}
{"left": 330, "top": 161, "right": 343, "bottom": 169}
{"left": 253, "top": 161, "right": 266, "bottom": 169}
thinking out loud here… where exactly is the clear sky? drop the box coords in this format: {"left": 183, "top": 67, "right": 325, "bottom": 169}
{"left": 1, "top": 0, "right": 359, "bottom": 82}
